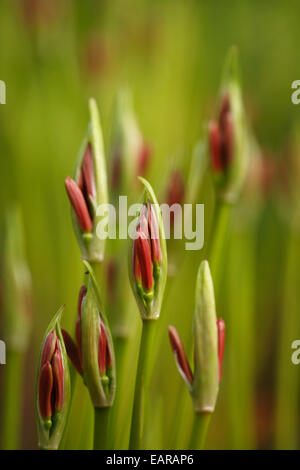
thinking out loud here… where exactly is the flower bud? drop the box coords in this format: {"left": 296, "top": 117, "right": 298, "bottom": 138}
{"left": 35, "top": 306, "right": 70, "bottom": 450}
{"left": 129, "top": 177, "right": 167, "bottom": 320}
{"left": 192, "top": 260, "right": 219, "bottom": 412}
{"left": 75, "top": 262, "right": 116, "bottom": 407}
{"left": 208, "top": 47, "right": 249, "bottom": 203}
{"left": 168, "top": 261, "right": 225, "bottom": 414}
{"left": 168, "top": 326, "right": 193, "bottom": 387}
{"left": 65, "top": 97, "right": 108, "bottom": 263}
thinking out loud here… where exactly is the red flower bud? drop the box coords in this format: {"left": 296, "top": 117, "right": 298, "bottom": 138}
{"left": 40, "top": 330, "right": 56, "bottom": 367}
{"left": 38, "top": 331, "right": 65, "bottom": 420}
{"left": 168, "top": 325, "right": 193, "bottom": 386}
{"left": 62, "top": 329, "right": 83, "bottom": 376}
{"left": 148, "top": 203, "right": 161, "bottom": 264}
{"left": 81, "top": 143, "right": 96, "bottom": 199}
{"left": 65, "top": 177, "right": 92, "bottom": 232}
{"left": 76, "top": 285, "right": 87, "bottom": 367}
{"left": 52, "top": 344, "right": 64, "bottom": 412}
{"left": 209, "top": 94, "right": 234, "bottom": 173}
{"left": 38, "top": 362, "right": 53, "bottom": 420}
{"left": 134, "top": 227, "right": 153, "bottom": 291}
{"left": 217, "top": 318, "right": 225, "bottom": 382}
{"left": 98, "top": 322, "right": 107, "bottom": 376}
{"left": 209, "top": 121, "right": 223, "bottom": 172}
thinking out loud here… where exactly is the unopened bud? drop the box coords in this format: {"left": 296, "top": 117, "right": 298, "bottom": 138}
{"left": 208, "top": 47, "right": 249, "bottom": 203}
{"left": 36, "top": 306, "right": 70, "bottom": 450}
{"left": 65, "top": 98, "right": 108, "bottom": 263}
{"left": 129, "top": 177, "right": 167, "bottom": 320}
{"left": 168, "top": 326, "right": 193, "bottom": 387}
{"left": 79, "top": 262, "right": 116, "bottom": 407}
{"left": 168, "top": 261, "right": 225, "bottom": 414}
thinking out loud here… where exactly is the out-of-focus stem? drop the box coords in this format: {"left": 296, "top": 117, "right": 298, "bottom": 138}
{"left": 189, "top": 412, "right": 211, "bottom": 450}
{"left": 2, "top": 350, "right": 24, "bottom": 450}
{"left": 275, "top": 226, "right": 300, "bottom": 449}
{"left": 208, "top": 199, "right": 232, "bottom": 297}
{"left": 129, "top": 320, "right": 155, "bottom": 450}
{"left": 226, "top": 226, "right": 255, "bottom": 449}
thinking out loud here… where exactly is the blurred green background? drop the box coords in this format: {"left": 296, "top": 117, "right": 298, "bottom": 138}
{"left": 0, "top": 0, "right": 300, "bottom": 450}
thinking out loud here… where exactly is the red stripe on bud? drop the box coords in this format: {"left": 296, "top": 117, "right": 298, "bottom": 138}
{"left": 209, "top": 121, "right": 223, "bottom": 172}
{"left": 98, "top": 323, "right": 108, "bottom": 375}
{"left": 41, "top": 330, "right": 57, "bottom": 367}
{"left": 38, "top": 361, "right": 53, "bottom": 420}
{"left": 65, "top": 177, "right": 92, "bottom": 232}
{"left": 217, "top": 318, "right": 225, "bottom": 382}
{"left": 52, "top": 343, "right": 64, "bottom": 412}
{"left": 76, "top": 285, "right": 87, "bottom": 367}
{"left": 134, "top": 227, "right": 153, "bottom": 291}
{"left": 62, "top": 329, "right": 83, "bottom": 376}
{"left": 133, "top": 241, "right": 142, "bottom": 282}
{"left": 168, "top": 325, "right": 193, "bottom": 386}
{"left": 148, "top": 203, "right": 161, "bottom": 263}
{"left": 221, "top": 110, "right": 234, "bottom": 166}
{"left": 81, "top": 143, "right": 96, "bottom": 199}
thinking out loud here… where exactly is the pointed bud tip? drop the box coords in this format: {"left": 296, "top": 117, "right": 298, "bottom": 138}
{"left": 168, "top": 325, "right": 193, "bottom": 386}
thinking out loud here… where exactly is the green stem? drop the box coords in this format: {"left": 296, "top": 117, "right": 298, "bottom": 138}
{"left": 108, "top": 336, "right": 129, "bottom": 449}
{"left": 93, "top": 407, "right": 111, "bottom": 450}
{"left": 208, "top": 199, "right": 232, "bottom": 297}
{"left": 129, "top": 319, "right": 155, "bottom": 450}
{"left": 2, "top": 350, "right": 24, "bottom": 450}
{"left": 275, "top": 225, "right": 300, "bottom": 449}
{"left": 189, "top": 413, "right": 211, "bottom": 450}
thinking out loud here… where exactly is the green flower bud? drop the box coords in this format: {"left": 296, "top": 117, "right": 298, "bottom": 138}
{"left": 35, "top": 306, "right": 71, "bottom": 450}
{"left": 168, "top": 261, "right": 225, "bottom": 414}
{"left": 129, "top": 177, "right": 167, "bottom": 320}
{"left": 191, "top": 260, "right": 219, "bottom": 412}
{"left": 208, "top": 46, "right": 249, "bottom": 203}
{"left": 65, "top": 98, "right": 108, "bottom": 263}
{"left": 80, "top": 261, "right": 116, "bottom": 407}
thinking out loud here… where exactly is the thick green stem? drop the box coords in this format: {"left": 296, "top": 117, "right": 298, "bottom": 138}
{"left": 189, "top": 412, "right": 211, "bottom": 450}
{"left": 129, "top": 319, "right": 155, "bottom": 450}
{"left": 2, "top": 350, "right": 24, "bottom": 450}
{"left": 93, "top": 407, "right": 111, "bottom": 450}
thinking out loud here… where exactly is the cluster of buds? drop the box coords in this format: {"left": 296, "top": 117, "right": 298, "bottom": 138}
{"left": 130, "top": 177, "right": 167, "bottom": 320}
{"left": 110, "top": 90, "right": 151, "bottom": 197}
{"left": 36, "top": 307, "right": 70, "bottom": 450}
{"left": 62, "top": 263, "right": 115, "bottom": 408}
{"left": 208, "top": 47, "right": 249, "bottom": 204}
{"left": 168, "top": 261, "right": 225, "bottom": 413}
{"left": 65, "top": 98, "right": 108, "bottom": 263}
